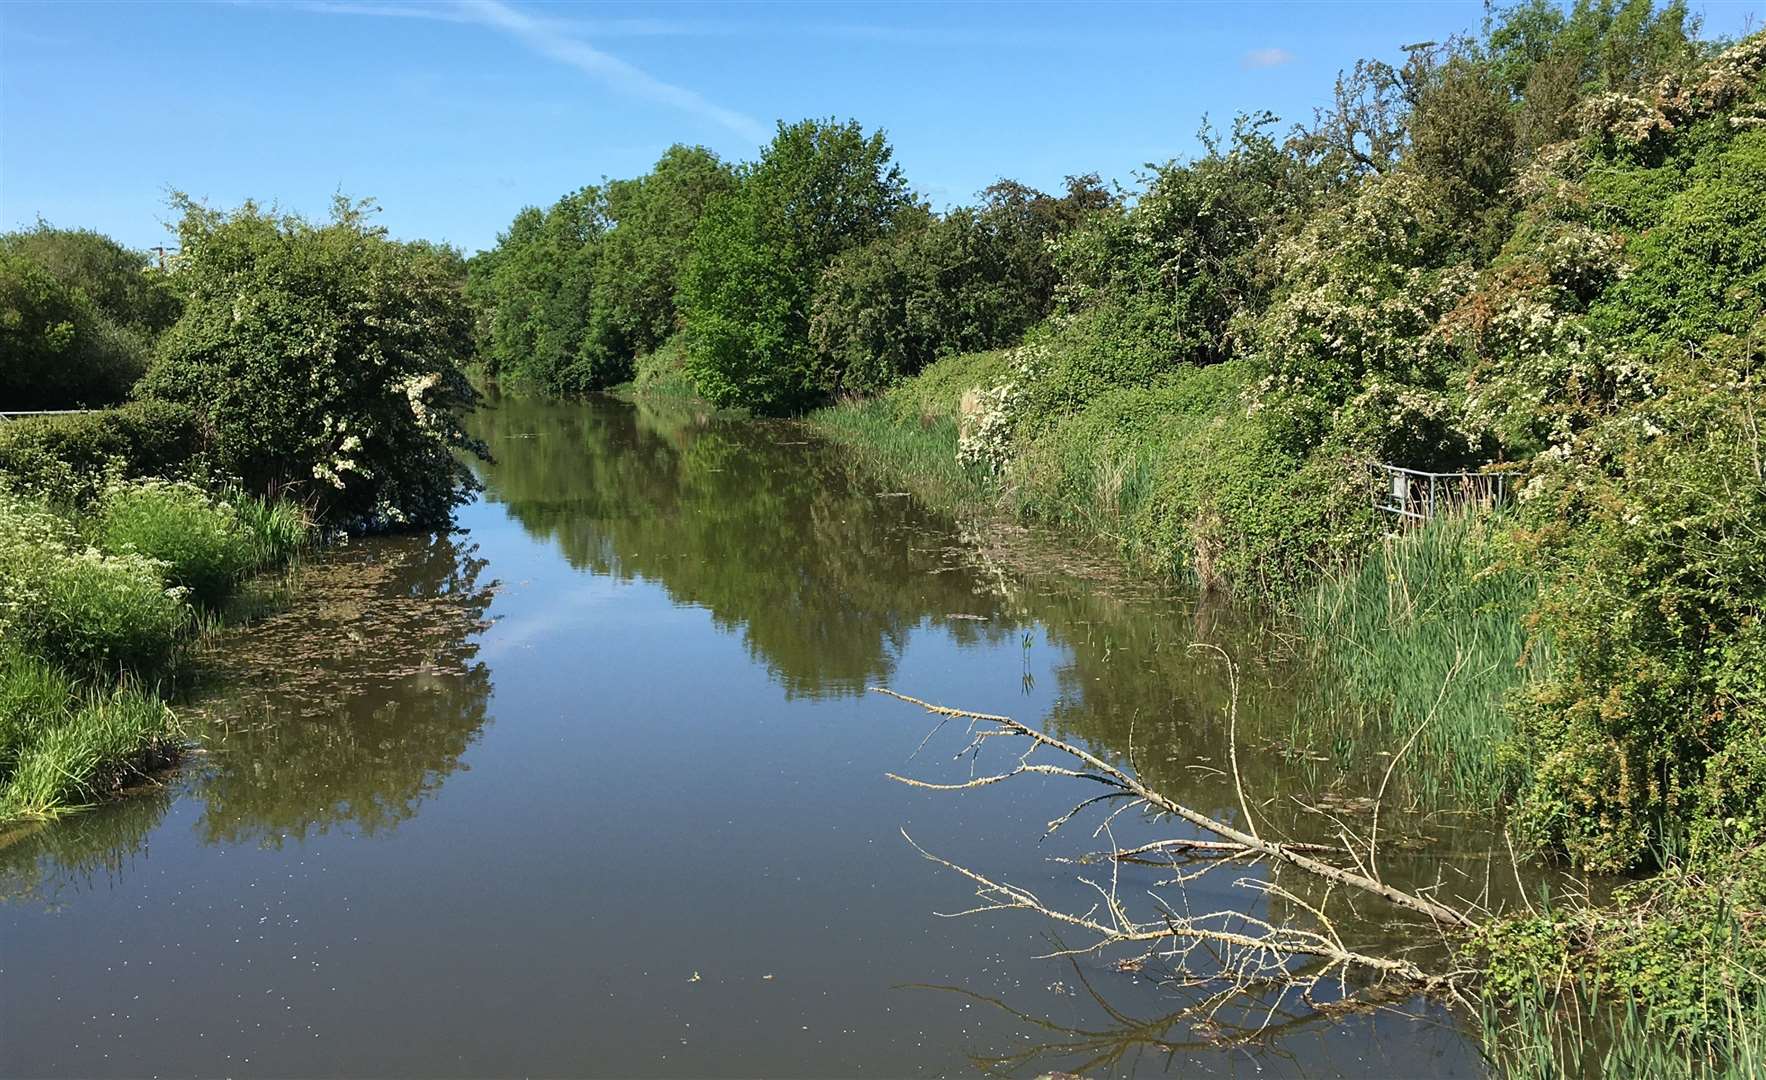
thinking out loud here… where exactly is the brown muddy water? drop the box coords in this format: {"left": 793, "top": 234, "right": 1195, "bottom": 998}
{"left": 1, "top": 392, "right": 1509, "bottom": 1077}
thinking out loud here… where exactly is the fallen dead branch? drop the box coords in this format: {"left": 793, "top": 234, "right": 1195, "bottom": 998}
{"left": 874, "top": 685, "right": 1489, "bottom": 1025}
{"left": 875, "top": 687, "right": 1475, "bottom": 930}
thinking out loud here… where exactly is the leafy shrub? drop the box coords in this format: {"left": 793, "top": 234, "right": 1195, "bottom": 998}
{"left": 465, "top": 190, "right": 606, "bottom": 390}
{"left": 1255, "top": 171, "right": 1472, "bottom": 407}
{"left": 882, "top": 348, "right": 1017, "bottom": 422}
{"left": 95, "top": 480, "right": 256, "bottom": 609}
{"left": 0, "top": 250, "right": 149, "bottom": 409}
{"left": 1007, "top": 360, "right": 1366, "bottom": 599}
{"left": 1508, "top": 347, "right": 1766, "bottom": 872}
{"left": 1052, "top": 115, "right": 1317, "bottom": 370}
{"left": 0, "top": 400, "right": 204, "bottom": 503}
{"left": 140, "top": 195, "right": 483, "bottom": 529}
{"left": 630, "top": 334, "right": 696, "bottom": 396}
{"left": 0, "top": 493, "right": 189, "bottom": 677}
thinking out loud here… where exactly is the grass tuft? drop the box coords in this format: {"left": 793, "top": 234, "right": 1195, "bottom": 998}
{"left": 1300, "top": 510, "right": 1538, "bottom": 807}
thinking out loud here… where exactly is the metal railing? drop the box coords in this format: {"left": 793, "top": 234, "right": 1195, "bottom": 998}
{"left": 1371, "top": 463, "right": 1510, "bottom": 523}
{"left": 0, "top": 410, "right": 96, "bottom": 422}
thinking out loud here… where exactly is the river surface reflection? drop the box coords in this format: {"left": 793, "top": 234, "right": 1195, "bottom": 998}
{"left": 0, "top": 391, "right": 1493, "bottom": 1077}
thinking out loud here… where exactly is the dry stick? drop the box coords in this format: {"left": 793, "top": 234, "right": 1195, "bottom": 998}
{"left": 899, "top": 830, "right": 1432, "bottom": 984}
{"left": 1113, "top": 837, "right": 1337, "bottom": 859}
{"left": 875, "top": 687, "right": 1475, "bottom": 929}
{"left": 1368, "top": 650, "right": 1466, "bottom": 884}
{"left": 1189, "top": 643, "right": 1257, "bottom": 843}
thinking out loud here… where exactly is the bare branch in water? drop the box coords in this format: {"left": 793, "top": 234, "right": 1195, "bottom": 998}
{"left": 873, "top": 687, "right": 1475, "bottom": 931}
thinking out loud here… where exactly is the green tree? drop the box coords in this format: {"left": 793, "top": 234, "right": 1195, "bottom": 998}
{"left": 466, "top": 187, "right": 607, "bottom": 391}
{"left": 140, "top": 194, "right": 483, "bottom": 528}
{"left": 578, "top": 145, "right": 737, "bottom": 385}
{"left": 0, "top": 250, "right": 145, "bottom": 409}
{"left": 680, "top": 118, "right": 913, "bottom": 413}
{"left": 0, "top": 224, "right": 180, "bottom": 336}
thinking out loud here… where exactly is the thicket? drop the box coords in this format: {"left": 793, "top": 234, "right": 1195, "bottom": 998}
{"left": 2, "top": 194, "right": 484, "bottom": 823}
{"left": 0, "top": 226, "right": 179, "bottom": 410}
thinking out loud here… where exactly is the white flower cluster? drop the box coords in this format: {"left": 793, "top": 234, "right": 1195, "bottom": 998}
{"left": 958, "top": 383, "right": 1019, "bottom": 476}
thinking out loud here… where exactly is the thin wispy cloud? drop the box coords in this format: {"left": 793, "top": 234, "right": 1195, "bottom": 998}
{"left": 288, "top": 0, "right": 769, "bottom": 143}
{"left": 1242, "top": 47, "right": 1296, "bottom": 70}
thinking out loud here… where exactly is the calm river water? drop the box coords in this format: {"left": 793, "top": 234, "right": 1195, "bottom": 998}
{"left": 1, "top": 392, "right": 1498, "bottom": 1077}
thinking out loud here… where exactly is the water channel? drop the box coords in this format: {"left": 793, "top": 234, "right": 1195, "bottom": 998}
{"left": 0, "top": 391, "right": 1500, "bottom": 1077}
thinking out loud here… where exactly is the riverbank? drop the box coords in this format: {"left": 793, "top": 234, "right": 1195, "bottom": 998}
{"left": 803, "top": 351, "right": 1764, "bottom": 1075}
{"left": 0, "top": 408, "right": 314, "bottom": 822}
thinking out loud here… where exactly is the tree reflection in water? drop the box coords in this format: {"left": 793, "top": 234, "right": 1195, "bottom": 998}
{"left": 184, "top": 530, "right": 496, "bottom": 847}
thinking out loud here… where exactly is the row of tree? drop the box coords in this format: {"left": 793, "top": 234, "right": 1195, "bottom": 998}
{"left": 466, "top": 0, "right": 1715, "bottom": 425}
{"left": 466, "top": 124, "right": 1111, "bottom": 412}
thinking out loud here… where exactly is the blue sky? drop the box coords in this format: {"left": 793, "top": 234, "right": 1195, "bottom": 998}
{"left": 4, "top": 0, "right": 1762, "bottom": 254}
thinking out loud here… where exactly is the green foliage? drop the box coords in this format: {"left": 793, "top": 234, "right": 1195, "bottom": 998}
{"left": 1481, "top": 846, "right": 1766, "bottom": 1073}
{"left": 806, "top": 398, "right": 986, "bottom": 511}
{"left": 1302, "top": 511, "right": 1536, "bottom": 806}
{"left": 0, "top": 223, "right": 181, "bottom": 335}
{"left": 1508, "top": 346, "right": 1766, "bottom": 872}
{"left": 627, "top": 333, "right": 698, "bottom": 397}
{"left": 141, "top": 195, "right": 483, "bottom": 529}
{"left": 466, "top": 188, "right": 607, "bottom": 390}
{"left": 95, "top": 480, "right": 257, "bottom": 609}
{"left": 0, "top": 225, "right": 180, "bottom": 410}
{"left": 580, "top": 145, "right": 737, "bottom": 384}
{"left": 0, "top": 400, "right": 205, "bottom": 504}
{"left": 809, "top": 177, "right": 1109, "bottom": 395}
{"left": 0, "top": 250, "right": 147, "bottom": 409}
{"left": 1006, "top": 361, "right": 1366, "bottom": 601}
{"left": 680, "top": 118, "right": 913, "bottom": 413}
{"left": 0, "top": 492, "right": 189, "bottom": 677}
{"left": 1054, "top": 115, "right": 1321, "bottom": 373}
{"left": 881, "top": 348, "right": 1018, "bottom": 422}
{"left": 466, "top": 146, "right": 735, "bottom": 395}
{"left": 0, "top": 652, "right": 176, "bottom": 819}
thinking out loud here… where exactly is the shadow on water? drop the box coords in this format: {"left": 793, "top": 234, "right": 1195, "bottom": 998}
{"left": 0, "top": 388, "right": 1528, "bottom": 1077}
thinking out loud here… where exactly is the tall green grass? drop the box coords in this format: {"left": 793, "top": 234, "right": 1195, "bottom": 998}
{"left": 1300, "top": 511, "right": 1538, "bottom": 807}
{"left": 1485, "top": 966, "right": 1766, "bottom": 1079}
{"left": 96, "top": 480, "right": 259, "bottom": 609}
{"left": 0, "top": 482, "right": 311, "bottom": 821}
{"left": 806, "top": 398, "right": 992, "bottom": 512}
{"left": 0, "top": 651, "right": 177, "bottom": 819}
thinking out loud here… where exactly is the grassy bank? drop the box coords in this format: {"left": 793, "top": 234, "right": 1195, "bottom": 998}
{"left": 0, "top": 412, "right": 313, "bottom": 822}
{"left": 1299, "top": 511, "right": 1537, "bottom": 808}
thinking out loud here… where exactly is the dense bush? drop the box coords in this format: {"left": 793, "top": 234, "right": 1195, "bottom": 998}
{"left": 0, "top": 226, "right": 180, "bottom": 410}
{"left": 466, "top": 146, "right": 734, "bottom": 395}
{"left": 0, "top": 250, "right": 149, "bottom": 409}
{"left": 0, "top": 400, "right": 205, "bottom": 502}
{"left": 0, "top": 492, "right": 189, "bottom": 676}
{"left": 1508, "top": 347, "right": 1766, "bottom": 871}
{"left": 95, "top": 480, "right": 257, "bottom": 609}
{"left": 141, "top": 195, "right": 482, "bottom": 528}
{"left": 0, "top": 225, "right": 180, "bottom": 336}
{"left": 809, "top": 178, "right": 1111, "bottom": 396}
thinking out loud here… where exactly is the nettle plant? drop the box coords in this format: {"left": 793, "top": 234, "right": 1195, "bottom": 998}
{"left": 142, "top": 196, "right": 484, "bottom": 530}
